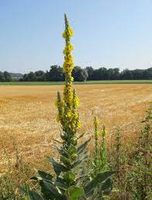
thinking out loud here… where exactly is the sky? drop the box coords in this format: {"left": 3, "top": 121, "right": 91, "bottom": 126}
{"left": 0, "top": 0, "right": 152, "bottom": 73}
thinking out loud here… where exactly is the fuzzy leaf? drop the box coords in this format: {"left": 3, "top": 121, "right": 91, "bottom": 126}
{"left": 55, "top": 177, "right": 68, "bottom": 190}
{"left": 72, "top": 154, "right": 88, "bottom": 168}
{"left": 84, "top": 171, "right": 114, "bottom": 197}
{"left": 101, "top": 178, "right": 113, "bottom": 194}
{"left": 48, "top": 157, "right": 67, "bottom": 175}
{"left": 32, "top": 170, "right": 53, "bottom": 182}
{"left": 40, "top": 180, "right": 63, "bottom": 200}
{"left": 77, "top": 138, "right": 91, "bottom": 155}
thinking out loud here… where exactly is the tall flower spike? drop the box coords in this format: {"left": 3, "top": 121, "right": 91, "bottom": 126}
{"left": 55, "top": 14, "right": 80, "bottom": 187}
{"left": 56, "top": 14, "right": 80, "bottom": 139}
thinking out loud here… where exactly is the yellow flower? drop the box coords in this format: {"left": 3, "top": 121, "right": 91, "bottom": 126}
{"left": 56, "top": 14, "right": 80, "bottom": 134}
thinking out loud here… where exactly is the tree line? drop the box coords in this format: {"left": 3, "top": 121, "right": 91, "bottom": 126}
{"left": 0, "top": 65, "right": 152, "bottom": 82}
{"left": 0, "top": 71, "right": 12, "bottom": 82}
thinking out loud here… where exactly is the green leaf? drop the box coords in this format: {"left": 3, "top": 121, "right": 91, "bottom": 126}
{"left": 72, "top": 154, "right": 88, "bottom": 168}
{"left": 66, "top": 186, "right": 85, "bottom": 200}
{"left": 101, "top": 178, "right": 113, "bottom": 194}
{"left": 68, "top": 145, "right": 77, "bottom": 155}
{"left": 55, "top": 177, "right": 68, "bottom": 190}
{"left": 48, "top": 157, "right": 67, "bottom": 175}
{"left": 31, "top": 170, "right": 53, "bottom": 182}
{"left": 84, "top": 171, "right": 114, "bottom": 197}
{"left": 77, "top": 138, "right": 91, "bottom": 155}
{"left": 38, "top": 170, "right": 53, "bottom": 181}
{"left": 39, "top": 180, "right": 63, "bottom": 200}
{"left": 60, "top": 155, "right": 71, "bottom": 167}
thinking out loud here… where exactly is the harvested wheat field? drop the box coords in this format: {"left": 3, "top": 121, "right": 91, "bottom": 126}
{"left": 0, "top": 84, "right": 152, "bottom": 172}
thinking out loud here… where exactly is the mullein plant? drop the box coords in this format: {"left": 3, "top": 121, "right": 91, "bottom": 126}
{"left": 93, "top": 117, "right": 99, "bottom": 176}
{"left": 91, "top": 117, "right": 112, "bottom": 199}
{"left": 23, "top": 15, "right": 114, "bottom": 200}
{"left": 93, "top": 117, "right": 108, "bottom": 176}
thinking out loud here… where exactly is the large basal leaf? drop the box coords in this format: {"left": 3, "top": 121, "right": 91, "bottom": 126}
{"left": 84, "top": 171, "right": 114, "bottom": 197}
{"left": 101, "top": 178, "right": 113, "bottom": 194}
{"left": 66, "top": 186, "right": 85, "bottom": 200}
{"left": 40, "top": 180, "right": 64, "bottom": 200}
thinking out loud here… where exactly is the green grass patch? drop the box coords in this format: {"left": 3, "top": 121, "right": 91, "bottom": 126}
{"left": 0, "top": 80, "right": 152, "bottom": 86}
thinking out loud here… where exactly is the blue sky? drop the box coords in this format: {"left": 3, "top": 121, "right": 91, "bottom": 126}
{"left": 0, "top": 0, "right": 152, "bottom": 73}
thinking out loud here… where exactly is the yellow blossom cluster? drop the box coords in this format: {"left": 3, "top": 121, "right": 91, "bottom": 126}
{"left": 56, "top": 14, "right": 80, "bottom": 137}
{"left": 63, "top": 44, "right": 74, "bottom": 55}
{"left": 62, "top": 26, "right": 73, "bottom": 39}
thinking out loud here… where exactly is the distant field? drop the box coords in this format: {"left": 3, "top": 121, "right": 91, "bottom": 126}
{"left": 0, "top": 84, "right": 152, "bottom": 172}
{"left": 0, "top": 80, "right": 152, "bottom": 85}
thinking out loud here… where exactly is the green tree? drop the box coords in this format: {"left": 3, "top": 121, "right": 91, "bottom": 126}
{"left": 73, "top": 66, "right": 88, "bottom": 81}
{"left": 3, "top": 71, "right": 12, "bottom": 81}
{"left": 107, "top": 68, "right": 120, "bottom": 80}
{"left": 35, "top": 70, "right": 46, "bottom": 81}
{"left": 47, "top": 65, "right": 64, "bottom": 81}
{"left": 0, "top": 71, "right": 5, "bottom": 81}
{"left": 120, "top": 69, "right": 133, "bottom": 80}
{"left": 85, "top": 66, "right": 94, "bottom": 80}
{"left": 93, "top": 68, "right": 108, "bottom": 80}
{"left": 28, "top": 72, "right": 36, "bottom": 81}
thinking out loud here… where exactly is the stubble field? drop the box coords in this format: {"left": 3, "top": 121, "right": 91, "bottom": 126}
{"left": 0, "top": 84, "right": 152, "bottom": 172}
